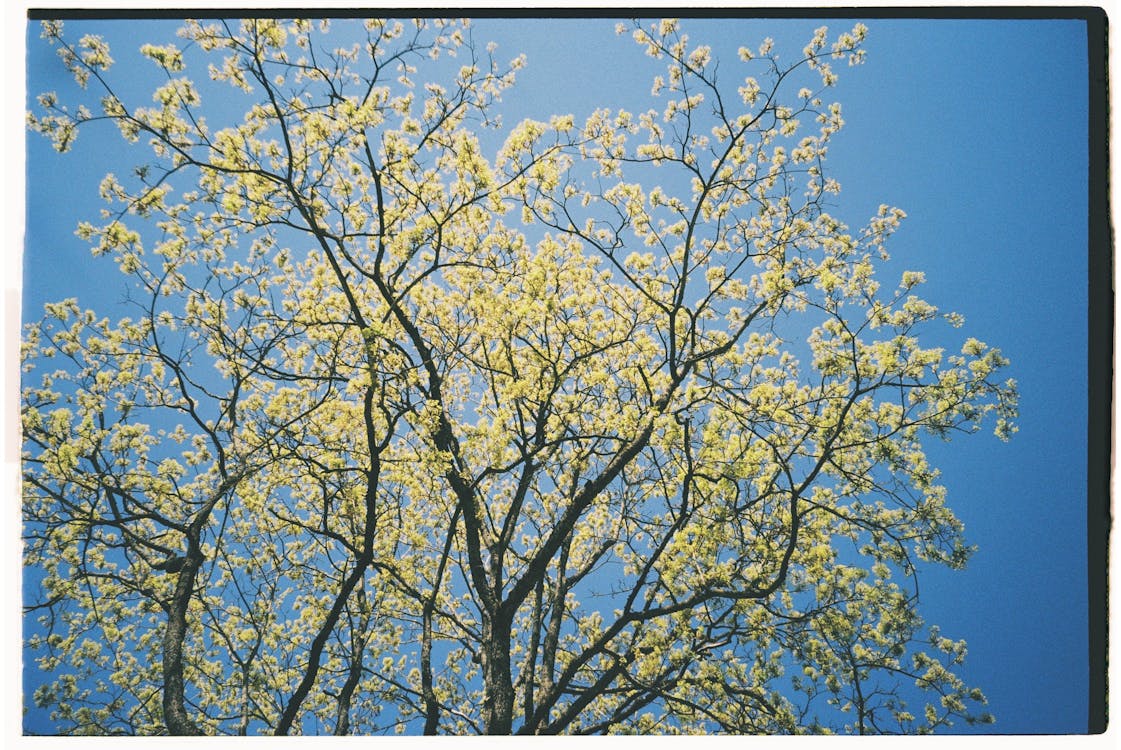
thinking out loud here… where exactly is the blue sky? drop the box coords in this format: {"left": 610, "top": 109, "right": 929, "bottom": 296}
{"left": 19, "top": 13, "right": 1097, "bottom": 736}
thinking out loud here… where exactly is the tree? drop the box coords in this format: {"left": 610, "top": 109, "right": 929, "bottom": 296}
{"left": 23, "top": 17, "right": 1018, "bottom": 735}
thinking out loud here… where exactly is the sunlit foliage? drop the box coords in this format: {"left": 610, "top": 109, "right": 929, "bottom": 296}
{"left": 24, "top": 17, "right": 1016, "bottom": 735}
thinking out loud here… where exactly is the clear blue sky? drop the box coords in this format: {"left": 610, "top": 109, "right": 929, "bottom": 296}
{"left": 22, "top": 14, "right": 1094, "bottom": 735}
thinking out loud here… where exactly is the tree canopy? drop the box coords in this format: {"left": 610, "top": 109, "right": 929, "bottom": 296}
{"left": 23, "top": 17, "right": 1018, "bottom": 735}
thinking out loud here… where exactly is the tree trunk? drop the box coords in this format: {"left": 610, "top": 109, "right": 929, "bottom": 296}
{"left": 162, "top": 556, "right": 203, "bottom": 736}
{"left": 421, "top": 605, "right": 440, "bottom": 734}
{"left": 275, "top": 559, "right": 369, "bottom": 735}
{"left": 333, "top": 633, "right": 365, "bottom": 735}
{"left": 481, "top": 616, "right": 515, "bottom": 734}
